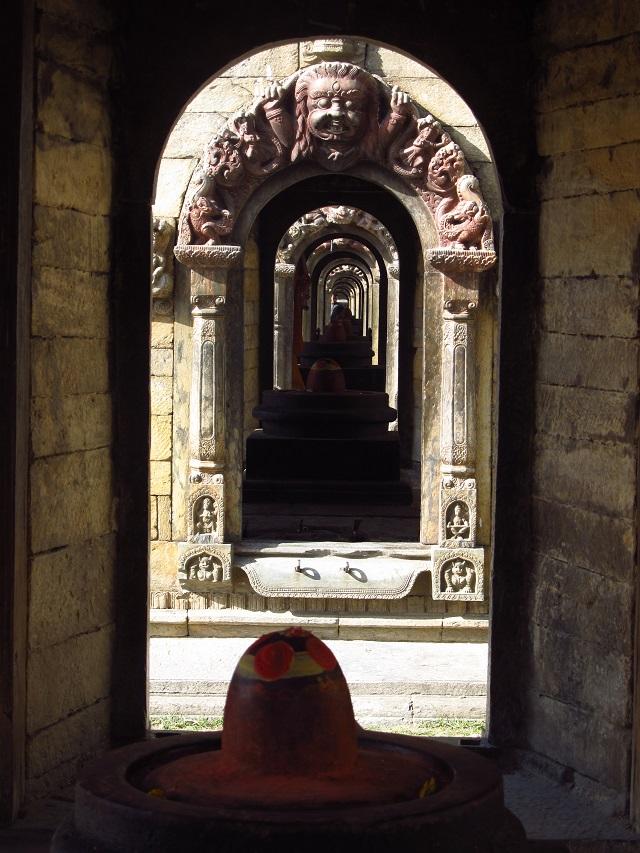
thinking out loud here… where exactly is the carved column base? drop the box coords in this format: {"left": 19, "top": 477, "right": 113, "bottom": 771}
{"left": 178, "top": 542, "right": 233, "bottom": 594}
{"left": 431, "top": 547, "right": 484, "bottom": 601}
{"left": 439, "top": 475, "right": 477, "bottom": 547}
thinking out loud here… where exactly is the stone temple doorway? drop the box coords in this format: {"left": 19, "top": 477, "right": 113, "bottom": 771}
{"left": 148, "top": 39, "right": 501, "bottom": 719}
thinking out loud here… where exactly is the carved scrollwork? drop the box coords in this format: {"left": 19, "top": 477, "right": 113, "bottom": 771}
{"left": 174, "top": 62, "right": 495, "bottom": 269}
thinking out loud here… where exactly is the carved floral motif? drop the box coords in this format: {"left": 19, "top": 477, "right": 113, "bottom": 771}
{"left": 175, "top": 62, "right": 495, "bottom": 272}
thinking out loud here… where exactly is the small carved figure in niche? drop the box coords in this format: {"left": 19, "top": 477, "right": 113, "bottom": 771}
{"left": 446, "top": 503, "right": 470, "bottom": 541}
{"left": 195, "top": 497, "right": 216, "bottom": 536}
{"left": 190, "top": 554, "right": 222, "bottom": 583}
{"left": 443, "top": 559, "right": 476, "bottom": 594}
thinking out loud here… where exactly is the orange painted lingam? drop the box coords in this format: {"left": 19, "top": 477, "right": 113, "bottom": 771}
{"left": 52, "top": 631, "right": 527, "bottom": 853}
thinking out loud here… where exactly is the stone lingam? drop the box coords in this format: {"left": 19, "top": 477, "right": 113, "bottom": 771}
{"left": 52, "top": 629, "right": 526, "bottom": 853}
{"left": 245, "top": 360, "right": 411, "bottom": 503}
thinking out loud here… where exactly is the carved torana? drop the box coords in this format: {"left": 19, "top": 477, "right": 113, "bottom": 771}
{"left": 176, "top": 62, "right": 496, "bottom": 274}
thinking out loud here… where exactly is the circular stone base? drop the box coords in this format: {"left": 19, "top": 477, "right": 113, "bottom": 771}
{"left": 52, "top": 732, "right": 527, "bottom": 853}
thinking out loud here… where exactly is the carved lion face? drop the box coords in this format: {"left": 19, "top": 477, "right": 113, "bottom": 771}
{"left": 305, "top": 76, "right": 368, "bottom": 144}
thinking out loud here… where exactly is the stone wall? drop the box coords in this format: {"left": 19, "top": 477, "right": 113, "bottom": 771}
{"left": 27, "top": 0, "right": 115, "bottom": 799}
{"left": 528, "top": 0, "right": 640, "bottom": 810}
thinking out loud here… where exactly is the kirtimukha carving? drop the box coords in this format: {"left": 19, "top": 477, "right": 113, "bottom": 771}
{"left": 178, "top": 543, "right": 233, "bottom": 592}
{"left": 176, "top": 62, "right": 495, "bottom": 273}
{"left": 431, "top": 548, "right": 484, "bottom": 601}
{"left": 152, "top": 218, "right": 176, "bottom": 299}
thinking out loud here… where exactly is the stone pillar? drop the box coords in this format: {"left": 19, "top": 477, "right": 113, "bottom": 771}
{"left": 438, "top": 297, "right": 478, "bottom": 549}
{"left": 385, "top": 261, "right": 400, "bottom": 430}
{"left": 273, "top": 262, "right": 296, "bottom": 390}
{"left": 174, "top": 243, "right": 243, "bottom": 548}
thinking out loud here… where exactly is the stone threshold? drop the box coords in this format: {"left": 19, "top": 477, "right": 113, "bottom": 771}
{"left": 149, "top": 608, "right": 489, "bottom": 641}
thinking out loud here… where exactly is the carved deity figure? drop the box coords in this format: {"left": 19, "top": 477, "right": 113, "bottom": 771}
{"left": 446, "top": 503, "right": 470, "bottom": 541}
{"left": 195, "top": 497, "right": 216, "bottom": 536}
{"left": 152, "top": 218, "right": 175, "bottom": 299}
{"left": 190, "top": 554, "right": 221, "bottom": 582}
{"left": 443, "top": 559, "right": 476, "bottom": 594}
{"left": 390, "top": 114, "right": 450, "bottom": 182}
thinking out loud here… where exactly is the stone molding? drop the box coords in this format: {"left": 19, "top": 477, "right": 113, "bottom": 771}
{"left": 174, "top": 243, "right": 243, "bottom": 274}
{"left": 428, "top": 247, "right": 497, "bottom": 273}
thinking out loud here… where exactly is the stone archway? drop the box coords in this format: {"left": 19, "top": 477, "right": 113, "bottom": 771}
{"left": 151, "top": 40, "right": 501, "bottom": 643}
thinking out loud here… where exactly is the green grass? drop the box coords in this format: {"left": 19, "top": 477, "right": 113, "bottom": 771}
{"left": 150, "top": 715, "right": 484, "bottom": 738}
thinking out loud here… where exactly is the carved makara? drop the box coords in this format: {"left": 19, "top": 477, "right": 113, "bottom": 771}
{"left": 175, "top": 61, "right": 495, "bottom": 269}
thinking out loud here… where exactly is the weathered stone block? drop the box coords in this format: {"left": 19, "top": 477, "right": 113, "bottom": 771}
{"left": 535, "top": 0, "right": 640, "bottom": 50}
{"left": 29, "top": 534, "right": 115, "bottom": 650}
{"left": 37, "top": 64, "right": 110, "bottom": 144}
{"left": 162, "top": 111, "right": 227, "bottom": 159}
{"left": 32, "top": 337, "right": 109, "bottom": 398}
{"left": 539, "top": 143, "right": 640, "bottom": 200}
{"left": 36, "top": 0, "right": 113, "bottom": 31}
{"left": 30, "top": 447, "right": 113, "bottom": 553}
{"left": 150, "top": 415, "right": 172, "bottom": 460}
{"left": 31, "top": 392, "right": 111, "bottom": 458}
{"left": 539, "top": 35, "right": 640, "bottom": 112}
{"left": 536, "top": 330, "right": 637, "bottom": 392}
{"left": 151, "top": 317, "right": 173, "bottom": 348}
{"left": 394, "top": 78, "right": 476, "bottom": 126}
{"left": 150, "top": 347, "right": 173, "bottom": 377}
{"left": 27, "top": 625, "right": 113, "bottom": 734}
{"left": 150, "top": 540, "right": 180, "bottom": 589}
{"left": 150, "top": 460, "right": 171, "bottom": 495}
{"left": 537, "top": 94, "right": 640, "bottom": 155}
{"left": 27, "top": 698, "right": 110, "bottom": 783}
{"left": 150, "top": 376, "right": 173, "bottom": 415}
{"left": 539, "top": 275, "right": 638, "bottom": 338}
{"left": 33, "top": 205, "right": 110, "bottom": 272}
{"left": 539, "top": 191, "right": 640, "bottom": 278}
{"left": 532, "top": 497, "right": 635, "bottom": 584}
{"left": 531, "top": 554, "right": 633, "bottom": 658}
{"left": 221, "top": 45, "right": 299, "bottom": 78}
{"left": 157, "top": 496, "right": 172, "bottom": 541}
{"left": 448, "top": 126, "right": 491, "bottom": 163}
{"left": 364, "top": 45, "right": 436, "bottom": 79}
{"left": 528, "top": 696, "right": 632, "bottom": 797}
{"left": 150, "top": 496, "right": 158, "bottom": 540}
{"left": 186, "top": 77, "right": 256, "bottom": 114}
{"left": 154, "top": 157, "right": 198, "bottom": 218}
{"left": 35, "top": 134, "right": 112, "bottom": 215}
{"left": 32, "top": 266, "right": 109, "bottom": 339}
{"left": 535, "top": 384, "right": 636, "bottom": 444}
{"left": 532, "top": 434, "right": 636, "bottom": 518}
{"left": 36, "top": 12, "right": 112, "bottom": 80}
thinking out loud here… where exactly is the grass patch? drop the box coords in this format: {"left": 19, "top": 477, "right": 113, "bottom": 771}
{"left": 150, "top": 715, "right": 484, "bottom": 738}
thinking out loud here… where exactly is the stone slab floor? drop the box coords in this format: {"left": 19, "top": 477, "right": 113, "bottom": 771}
{"left": 148, "top": 637, "right": 489, "bottom": 723}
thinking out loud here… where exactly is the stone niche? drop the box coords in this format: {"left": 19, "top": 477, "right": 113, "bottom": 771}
{"left": 149, "top": 39, "right": 502, "bottom": 638}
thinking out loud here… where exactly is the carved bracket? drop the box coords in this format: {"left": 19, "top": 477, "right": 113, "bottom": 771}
{"left": 431, "top": 548, "right": 484, "bottom": 601}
